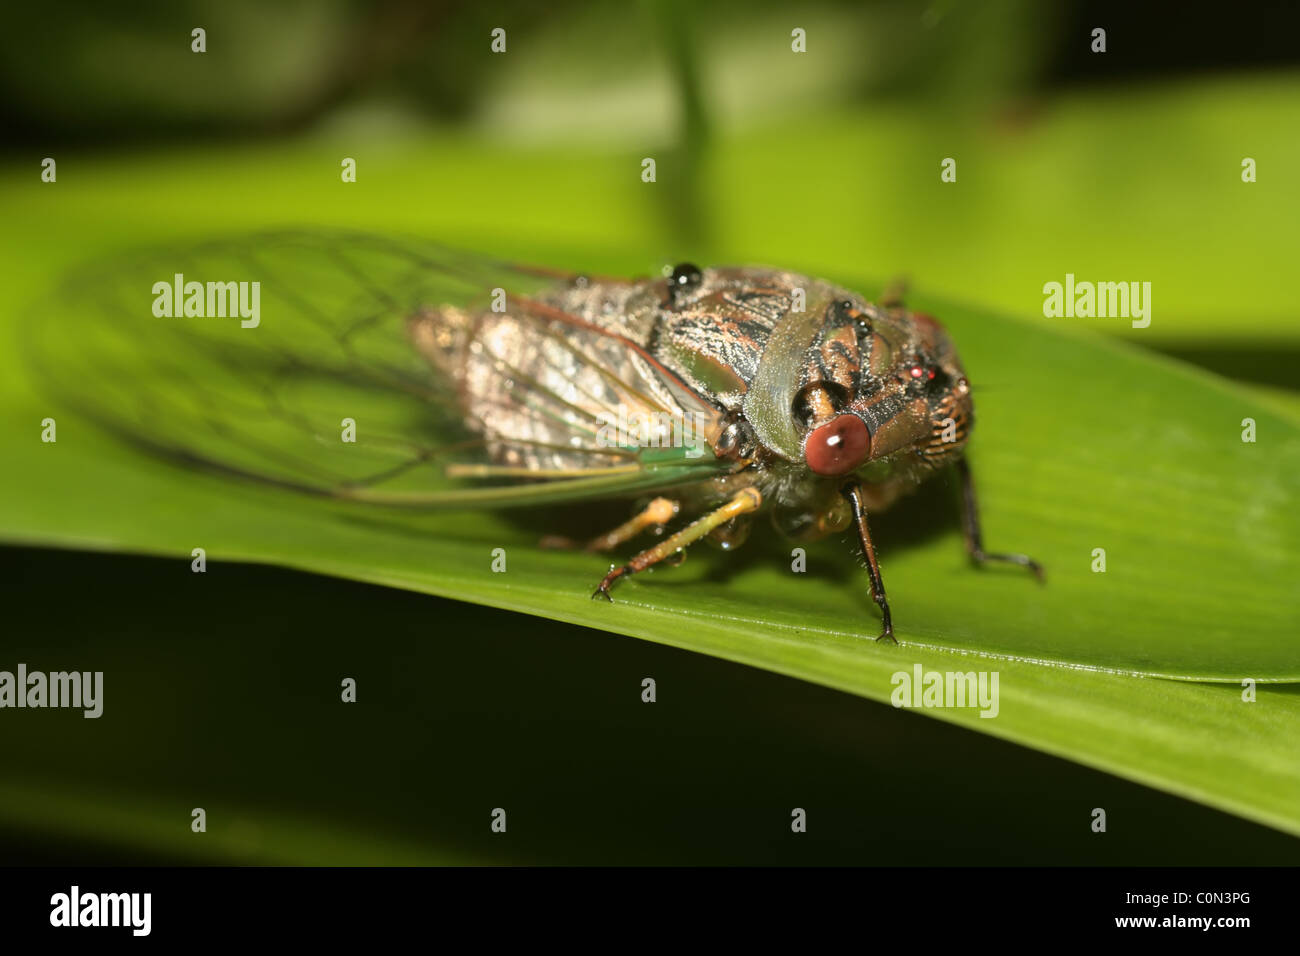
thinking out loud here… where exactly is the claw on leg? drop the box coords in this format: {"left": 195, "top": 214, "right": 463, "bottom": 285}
{"left": 591, "top": 565, "right": 625, "bottom": 600}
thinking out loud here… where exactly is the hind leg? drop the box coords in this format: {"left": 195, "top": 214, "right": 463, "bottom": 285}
{"left": 541, "top": 497, "right": 679, "bottom": 552}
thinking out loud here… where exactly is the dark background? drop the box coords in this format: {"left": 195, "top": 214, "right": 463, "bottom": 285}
{"left": 4, "top": 546, "right": 1298, "bottom": 865}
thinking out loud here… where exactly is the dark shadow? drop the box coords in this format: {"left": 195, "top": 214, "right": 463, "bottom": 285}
{"left": 1152, "top": 343, "right": 1300, "bottom": 392}
{"left": 2, "top": 544, "right": 1296, "bottom": 865}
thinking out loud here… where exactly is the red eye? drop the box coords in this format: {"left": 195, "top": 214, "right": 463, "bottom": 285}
{"left": 805, "top": 414, "right": 871, "bottom": 477}
{"left": 909, "top": 366, "right": 924, "bottom": 379}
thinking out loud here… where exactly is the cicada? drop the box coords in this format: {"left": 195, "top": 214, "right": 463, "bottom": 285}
{"left": 29, "top": 232, "right": 1041, "bottom": 641}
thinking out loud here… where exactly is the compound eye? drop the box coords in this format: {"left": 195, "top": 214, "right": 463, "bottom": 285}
{"left": 805, "top": 413, "right": 871, "bottom": 477}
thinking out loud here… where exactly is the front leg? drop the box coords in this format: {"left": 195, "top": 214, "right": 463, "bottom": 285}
{"left": 956, "top": 457, "right": 1044, "bottom": 582}
{"left": 841, "top": 481, "right": 895, "bottom": 643}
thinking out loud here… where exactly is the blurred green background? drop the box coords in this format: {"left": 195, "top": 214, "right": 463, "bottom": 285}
{"left": 1, "top": 0, "right": 1298, "bottom": 863}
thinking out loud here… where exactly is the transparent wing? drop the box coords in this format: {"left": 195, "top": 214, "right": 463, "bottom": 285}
{"left": 24, "top": 231, "right": 733, "bottom": 510}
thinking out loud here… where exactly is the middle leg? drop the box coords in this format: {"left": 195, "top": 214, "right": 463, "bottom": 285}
{"left": 593, "top": 488, "right": 763, "bottom": 599}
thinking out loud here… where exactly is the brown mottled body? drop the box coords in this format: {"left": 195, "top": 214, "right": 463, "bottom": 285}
{"left": 409, "top": 262, "right": 1040, "bottom": 640}
{"left": 411, "top": 266, "right": 971, "bottom": 527}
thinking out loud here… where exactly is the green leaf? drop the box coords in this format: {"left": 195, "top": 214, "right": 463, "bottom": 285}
{"left": 3, "top": 255, "right": 1298, "bottom": 837}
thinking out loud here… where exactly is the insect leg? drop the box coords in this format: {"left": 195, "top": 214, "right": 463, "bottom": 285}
{"left": 592, "top": 488, "right": 762, "bottom": 599}
{"left": 541, "top": 497, "right": 679, "bottom": 552}
{"left": 841, "top": 481, "right": 895, "bottom": 643}
{"left": 880, "top": 276, "right": 909, "bottom": 309}
{"left": 955, "top": 457, "right": 1045, "bottom": 581}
